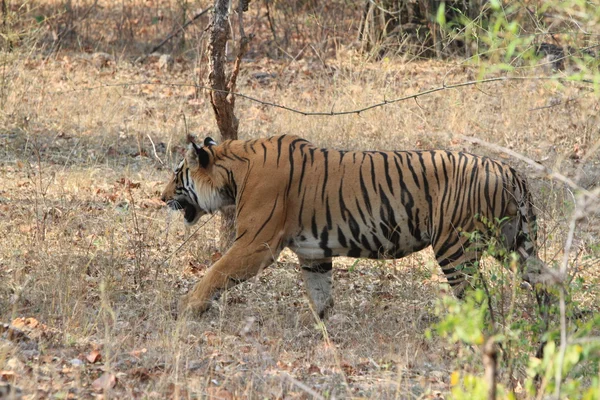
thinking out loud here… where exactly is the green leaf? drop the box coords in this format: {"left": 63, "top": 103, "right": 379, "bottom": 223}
{"left": 436, "top": 3, "right": 446, "bottom": 27}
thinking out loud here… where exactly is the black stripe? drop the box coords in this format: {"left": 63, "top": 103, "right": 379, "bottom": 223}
{"left": 319, "top": 227, "right": 332, "bottom": 257}
{"left": 338, "top": 183, "right": 348, "bottom": 222}
{"left": 298, "top": 153, "right": 308, "bottom": 195}
{"left": 417, "top": 152, "right": 434, "bottom": 234}
{"left": 405, "top": 154, "right": 421, "bottom": 190}
{"left": 368, "top": 154, "right": 378, "bottom": 195}
{"left": 276, "top": 135, "right": 286, "bottom": 166}
{"left": 348, "top": 213, "right": 360, "bottom": 241}
{"left": 381, "top": 152, "right": 394, "bottom": 196}
{"left": 321, "top": 149, "right": 329, "bottom": 202}
{"left": 337, "top": 227, "right": 347, "bottom": 248}
{"left": 338, "top": 150, "right": 346, "bottom": 165}
{"left": 252, "top": 196, "right": 279, "bottom": 241}
{"left": 378, "top": 184, "right": 399, "bottom": 244}
{"left": 262, "top": 143, "right": 268, "bottom": 165}
{"left": 325, "top": 196, "right": 332, "bottom": 229}
{"left": 298, "top": 188, "right": 307, "bottom": 228}
{"left": 359, "top": 168, "right": 373, "bottom": 215}
{"left": 347, "top": 240, "right": 361, "bottom": 257}
{"left": 286, "top": 140, "right": 296, "bottom": 198}
{"left": 360, "top": 234, "right": 372, "bottom": 251}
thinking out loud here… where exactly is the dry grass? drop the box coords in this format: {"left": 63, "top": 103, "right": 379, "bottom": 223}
{"left": 1, "top": 1, "right": 600, "bottom": 399}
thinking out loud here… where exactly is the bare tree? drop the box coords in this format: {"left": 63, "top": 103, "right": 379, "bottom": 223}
{"left": 205, "top": 0, "right": 252, "bottom": 249}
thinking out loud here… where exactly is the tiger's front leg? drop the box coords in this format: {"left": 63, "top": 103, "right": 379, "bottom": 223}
{"left": 178, "top": 244, "right": 279, "bottom": 318}
{"left": 300, "top": 258, "right": 334, "bottom": 319}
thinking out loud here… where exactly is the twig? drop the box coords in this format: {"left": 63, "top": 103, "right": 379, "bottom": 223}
{"left": 146, "top": 133, "right": 165, "bottom": 166}
{"left": 264, "top": 0, "right": 279, "bottom": 52}
{"left": 528, "top": 89, "right": 593, "bottom": 112}
{"left": 157, "top": 215, "right": 216, "bottom": 269}
{"left": 282, "top": 373, "right": 326, "bottom": 400}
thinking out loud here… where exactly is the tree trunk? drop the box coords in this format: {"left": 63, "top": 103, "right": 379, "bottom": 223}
{"left": 207, "top": 0, "right": 238, "bottom": 141}
{"left": 205, "top": 0, "right": 251, "bottom": 251}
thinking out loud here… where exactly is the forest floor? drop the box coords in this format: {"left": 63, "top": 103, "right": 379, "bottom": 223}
{"left": 1, "top": 1, "right": 600, "bottom": 399}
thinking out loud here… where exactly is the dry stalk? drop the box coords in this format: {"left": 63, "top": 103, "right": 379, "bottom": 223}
{"left": 554, "top": 190, "right": 599, "bottom": 398}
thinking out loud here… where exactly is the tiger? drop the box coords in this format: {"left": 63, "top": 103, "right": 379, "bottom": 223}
{"left": 161, "top": 134, "right": 544, "bottom": 318}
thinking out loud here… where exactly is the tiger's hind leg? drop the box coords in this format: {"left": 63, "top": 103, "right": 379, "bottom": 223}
{"left": 498, "top": 213, "right": 553, "bottom": 316}
{"left": 299, "top": 257, "right": 334, "bottom": 319}
{"left": 433, "top": 234, "right": 480, "bottom": 299}
{"left": 499, "top": 213, "right": 554, "bottom": 361}
{"left": 437, "top": 259, "right": 479, "bottom": 299}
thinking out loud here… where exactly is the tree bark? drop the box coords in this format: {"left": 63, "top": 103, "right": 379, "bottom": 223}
{"left": 208, "top": 0, "right": 236, "bottom": 141}
{"left": 206, "top": 0, "right": 251, "bottom": 250}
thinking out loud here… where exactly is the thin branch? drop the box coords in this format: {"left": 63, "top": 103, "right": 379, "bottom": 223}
{"left": 226, "top": 0, "right": 253, "bottom": 100}
{"left": 554, "top": 200, "right": 581, "bottom": 399}
{"left": 50, "top": 75, "right": 598, "bottom": 118}
{"left": 144, "top": 7, "right": 211, "bottom": 57}
{"left": 459, "top": 135, "right": 594, "bottom": 197}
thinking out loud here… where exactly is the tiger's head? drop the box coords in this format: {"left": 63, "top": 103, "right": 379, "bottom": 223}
{"left": 161, "top": 136, "right": 228, "bottom": 226}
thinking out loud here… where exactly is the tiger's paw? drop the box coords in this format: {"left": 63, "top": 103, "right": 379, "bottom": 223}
{"left": 174, "top": 294, "right": 211, "bottom": 320}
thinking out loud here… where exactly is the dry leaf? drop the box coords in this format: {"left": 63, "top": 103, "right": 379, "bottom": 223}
{"left": 140, "top": 198, "right": 164, "bottom": 209}
{"left": 92, "top": 372, "right": 117, "bottom": 391}
{"left": 87, "top": 349, "right": 102, "bottom": 364}
{"left": 128, "top": 367, "right": 152, "bottom": 382}
{"left": 0, "top": 370, "right": 16, "bottom": 381}
{"left": 307, "top": 364, "right": 321, "bottom": 375}
{"left": 211, "top": 252, "right": 222, "bottom": 262}
{"left": 129, "top": 348, "right": 147, "bottom": 358}
{"left": 206, "top": 387, "right": 233, "bottom": 400}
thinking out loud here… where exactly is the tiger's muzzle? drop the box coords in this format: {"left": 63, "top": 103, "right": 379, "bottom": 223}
{"left": 166, "top": 197, "right": 204, "bottom": 226}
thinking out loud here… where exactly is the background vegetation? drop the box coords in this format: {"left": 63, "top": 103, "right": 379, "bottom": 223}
{"left": 0, "top": 0, "right": 599, "bottom": 398}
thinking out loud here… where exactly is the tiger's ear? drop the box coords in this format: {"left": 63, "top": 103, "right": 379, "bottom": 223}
{"left": 185, "top": 141, "right": 211, "bottom": 169}
{"left": 204, "top": 137, "right": 217, "bottom": 147}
